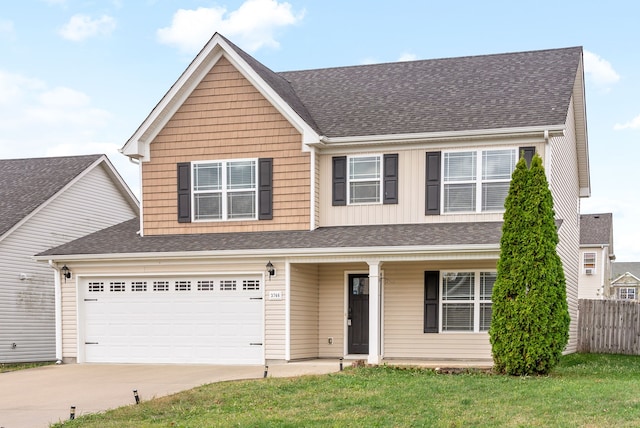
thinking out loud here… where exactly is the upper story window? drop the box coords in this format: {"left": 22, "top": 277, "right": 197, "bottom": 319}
{"left": 442, "top": 149, "right": 516, "bottom": 213}
{"left": 192, "top": 159, "right": 256, "bottom": 221}
{"left": 177, "top": 158, "right": 272, "bottom": 224}
{"left": 583, "top": 252, "right": 596, "bottom": 274}
{"left": 332, "top": 154, "right": 398, "bottom": 206}
{"left": 349, "top": 156, "right": 381, "bottom": 204}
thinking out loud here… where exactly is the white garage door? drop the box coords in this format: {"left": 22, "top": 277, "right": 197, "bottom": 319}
{"left": 80, "top": 275, "right": 264, "bottom": 364}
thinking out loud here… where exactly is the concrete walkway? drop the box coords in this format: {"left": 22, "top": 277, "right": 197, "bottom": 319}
{"left": 0, "top": 360, "right": 342, "bottom": 428}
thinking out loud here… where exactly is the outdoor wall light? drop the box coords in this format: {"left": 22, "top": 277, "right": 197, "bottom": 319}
{"left": 266, "top": 261, "right": 276, "bottom": 278}
{"left": 61, "top": 265, "right": 71, "bottom": 280}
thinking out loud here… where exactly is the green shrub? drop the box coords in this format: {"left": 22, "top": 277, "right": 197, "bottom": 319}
{"left": 489, "top": 154, "right": 570, "bottom": 375}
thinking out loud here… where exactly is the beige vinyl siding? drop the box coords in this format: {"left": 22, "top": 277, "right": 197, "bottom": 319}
{"left": 549, "top": 97, "right": 581, "bottom": 353}
{"left": 289, "top": 263, "right": 319, "bottom": 359}
{"left": 60, "top": 259, "right": 286, "bottom": 362}
{"left": 142, "top": 56, "right": 310, "bottom": 236}
{"left": 578, "top": 248, "right": 606, "bottom": 299}
{"left": 318, "top": 142, "right": 545, "bottom": 227}
{"left": 318, "top": 263, "right": 367, "bottom": 357}
{"left": 383, "top": 261, "right": 495, "bottom": 360}
{"left": 0, "top": 165, "right": 136, "bottom": 363}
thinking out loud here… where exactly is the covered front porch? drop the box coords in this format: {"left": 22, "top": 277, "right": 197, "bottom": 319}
{"left": 284, "top": 256, "right": 498, "bottom": 365}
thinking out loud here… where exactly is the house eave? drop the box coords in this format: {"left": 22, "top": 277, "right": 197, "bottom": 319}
{"left": 310, "top": 124, "right": 566, "bottom": 149}
{"left": 35, "top": 243, "right": 500, "bottom": 264}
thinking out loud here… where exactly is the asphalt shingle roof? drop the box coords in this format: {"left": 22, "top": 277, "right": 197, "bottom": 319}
{"left": 0, "top": 155, "right": 102, "bottom": 237}
{"left": 38, "top": 218, "right": 503, "bottom": 257}
{"left": 230, "top": 43, "right": 583, "bottom": 139}
{"left": 580, "top": 213, "right": 613, "bottom": 247}
{"left": 612, "top": 262, "right": 640, "bottom": 279}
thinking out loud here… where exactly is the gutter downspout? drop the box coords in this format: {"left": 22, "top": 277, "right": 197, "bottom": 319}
{"left": 128, "top": 156, "right": 144, "bottom": 237}
{"left": 48, "top": 260, "right": 63, "bottom": 363}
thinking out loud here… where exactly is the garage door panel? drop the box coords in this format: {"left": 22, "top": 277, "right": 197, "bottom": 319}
{"left": 82, "top": 276, "right": 264, "bottom": 364}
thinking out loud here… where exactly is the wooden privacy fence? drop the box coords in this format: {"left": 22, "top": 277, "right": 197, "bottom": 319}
{"left": 578, "top": 299, "right": 640, "bottom": 355}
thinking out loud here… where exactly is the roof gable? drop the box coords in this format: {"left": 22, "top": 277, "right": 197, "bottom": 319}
{"left": 121, "top": 33, "right": 320, "bottom": 160}
{"left": 0, "top": 154, "right": 139, "bottom": 241}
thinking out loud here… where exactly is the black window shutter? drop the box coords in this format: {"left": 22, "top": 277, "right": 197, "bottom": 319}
{"left": 332, "top": 156, "right": 347, "bottom": 206}
{"left": 177, "top": 162, "right": 191, "bottom": 223}
{"left": 258, "top": 158, "right": 273, "bottom": 220}
{"left": 383, "top": 153, "right": 398, "bottom": 204}
{"left": 520, "top": 146, "right": 536, "bottom": 168}
{"left": 424, "top": 270, "right": 440, "bottom": 333}
{"left": 425, "top": 151, "right": 441, "bottom": 215}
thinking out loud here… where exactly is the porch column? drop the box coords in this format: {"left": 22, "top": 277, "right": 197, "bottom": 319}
{"left": 367, "top": 260, "right": 381, "bottom": 364}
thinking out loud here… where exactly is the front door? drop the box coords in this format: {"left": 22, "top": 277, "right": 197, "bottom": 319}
{"left": 348, "top": 274, "right": 369, "bottom": 354}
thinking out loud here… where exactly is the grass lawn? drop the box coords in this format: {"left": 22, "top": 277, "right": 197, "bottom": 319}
{"left": 52, "top": 353, "right": 640, "bottom": 427}
{"left": 0, "top": 361, "right": 54, "bottom": 373}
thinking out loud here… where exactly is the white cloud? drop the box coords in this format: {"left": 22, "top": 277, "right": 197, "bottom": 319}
{"left": 59, "top": 14, "right": 116, "bottom": 41}
{"left": 614, "top": 114, "right": 640, "bottom": 131}
{"left": 0, "top": 19, "right": 14, "bottom": 36}
{"left": 157, "top": 0, "right": 304, "bottom": 54}
{"left": 398, "top": 52, "right": 417, "bottom": 62}
{"left": 583, "top": 50, "right": 620, "bottom": 87}
{"left": 0, "top": 69, "right": 112, "bottom": 159}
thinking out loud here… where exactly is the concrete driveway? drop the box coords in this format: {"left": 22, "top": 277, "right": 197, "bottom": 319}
{"left": 0, "top": 360, "right": 342, "bottom": 428}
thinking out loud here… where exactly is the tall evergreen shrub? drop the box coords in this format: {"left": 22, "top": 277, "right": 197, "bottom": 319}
{"left": 489, "top": 154, "right": 570, "bottom": 375}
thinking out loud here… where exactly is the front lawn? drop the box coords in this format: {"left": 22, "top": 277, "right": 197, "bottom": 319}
{"left": 0, "top": 361, "right": 55, "bottom": 373}
{"left": 53, "top": 353, "right": 640, "bottom": 427}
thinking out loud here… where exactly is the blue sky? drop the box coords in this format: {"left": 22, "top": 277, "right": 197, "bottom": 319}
{"left": 1, "top": 0, "right": 639, "bottom": 261}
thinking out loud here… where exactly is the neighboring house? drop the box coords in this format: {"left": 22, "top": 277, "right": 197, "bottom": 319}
{"left": 0, "top": 155, "right": 139, "bottom": 363}
{"left": 36, "top": 34, "right": 590, "bottom": 365}
{"left": 610, "top": 262, "right": 640, "bottom": 301}
{"left": 578, "top": 213, "right": 615, "bottom": 299}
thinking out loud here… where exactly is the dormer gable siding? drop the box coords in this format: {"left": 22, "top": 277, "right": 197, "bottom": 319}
{"left": 141, "top": 56, "right": 310, "bottom": 236}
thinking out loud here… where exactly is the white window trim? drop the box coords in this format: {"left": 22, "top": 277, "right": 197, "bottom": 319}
{"left": 583, "top": 252, "right": 597, "bottom": 274}
{"left": 346, "top": 154, "right": 383, "bottom": 205}
{"left": 441, "top": 148, "right": 516, "bottom": 214}
{"left": 191, "top": 158, "right": 258, "bottom": 222}
{"left": 439, "top": 270, "right": 495, "bottom": 333}
{"left": 618, "top": 287, "right": 636, "bottom": 300}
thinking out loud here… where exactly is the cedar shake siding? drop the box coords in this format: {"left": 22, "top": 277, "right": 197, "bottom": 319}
{"left": 142, "top": 57, "right": 310, "bottom": 235}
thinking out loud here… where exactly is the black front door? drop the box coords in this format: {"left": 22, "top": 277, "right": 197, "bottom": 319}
{"left": 348, "top": 274, "right": 369, "bottom": 354}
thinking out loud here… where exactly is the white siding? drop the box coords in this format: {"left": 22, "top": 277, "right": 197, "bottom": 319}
{"left": 550, "top": 97, "right": 581, "bottom": 353}
{"left": 0, "top": 164, "right": 137, "bottom": 363}
{"left": 578, "top": 247, "right": 607, "bottom": 299}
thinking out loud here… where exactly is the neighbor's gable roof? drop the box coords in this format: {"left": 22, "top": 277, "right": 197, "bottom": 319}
{"left": 0, "top": 155, "right": 139, "bottom": 241}
{"left": 121, "top": 33, "right": 585, "bottom": 156}
{"left": 580, "top": 213, "right": 614, "bottom": 253}
{"left": 612, "top": 262, "right": 640, "bottom": 281}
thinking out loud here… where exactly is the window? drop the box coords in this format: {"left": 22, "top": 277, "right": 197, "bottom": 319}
{"left": 332, "top": 154, "right": 398, "bottom": 205}
{"left": 443, "top": 149, "right": 516, "bottom": 213}
{"left": 618, "top": 288, "right": 636, "bottom": 300}
{"left": 583, "top": 252, "right": 596, "bottom": 274}
{"left": 440, "top": 271, "right": 495, "bottom": 332}
{"left": 348, "top": 156, "right": 381, "bottom": 204}
{"left": 193, "top": 159, "right": 257, "bottom": 221}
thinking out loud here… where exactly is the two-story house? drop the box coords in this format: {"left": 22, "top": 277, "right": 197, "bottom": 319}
{"left": 37, "top": 34, "right": 590, "bottom": 366}
{"left": 578, "top": 213, "right": 615, "bottom": 299}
